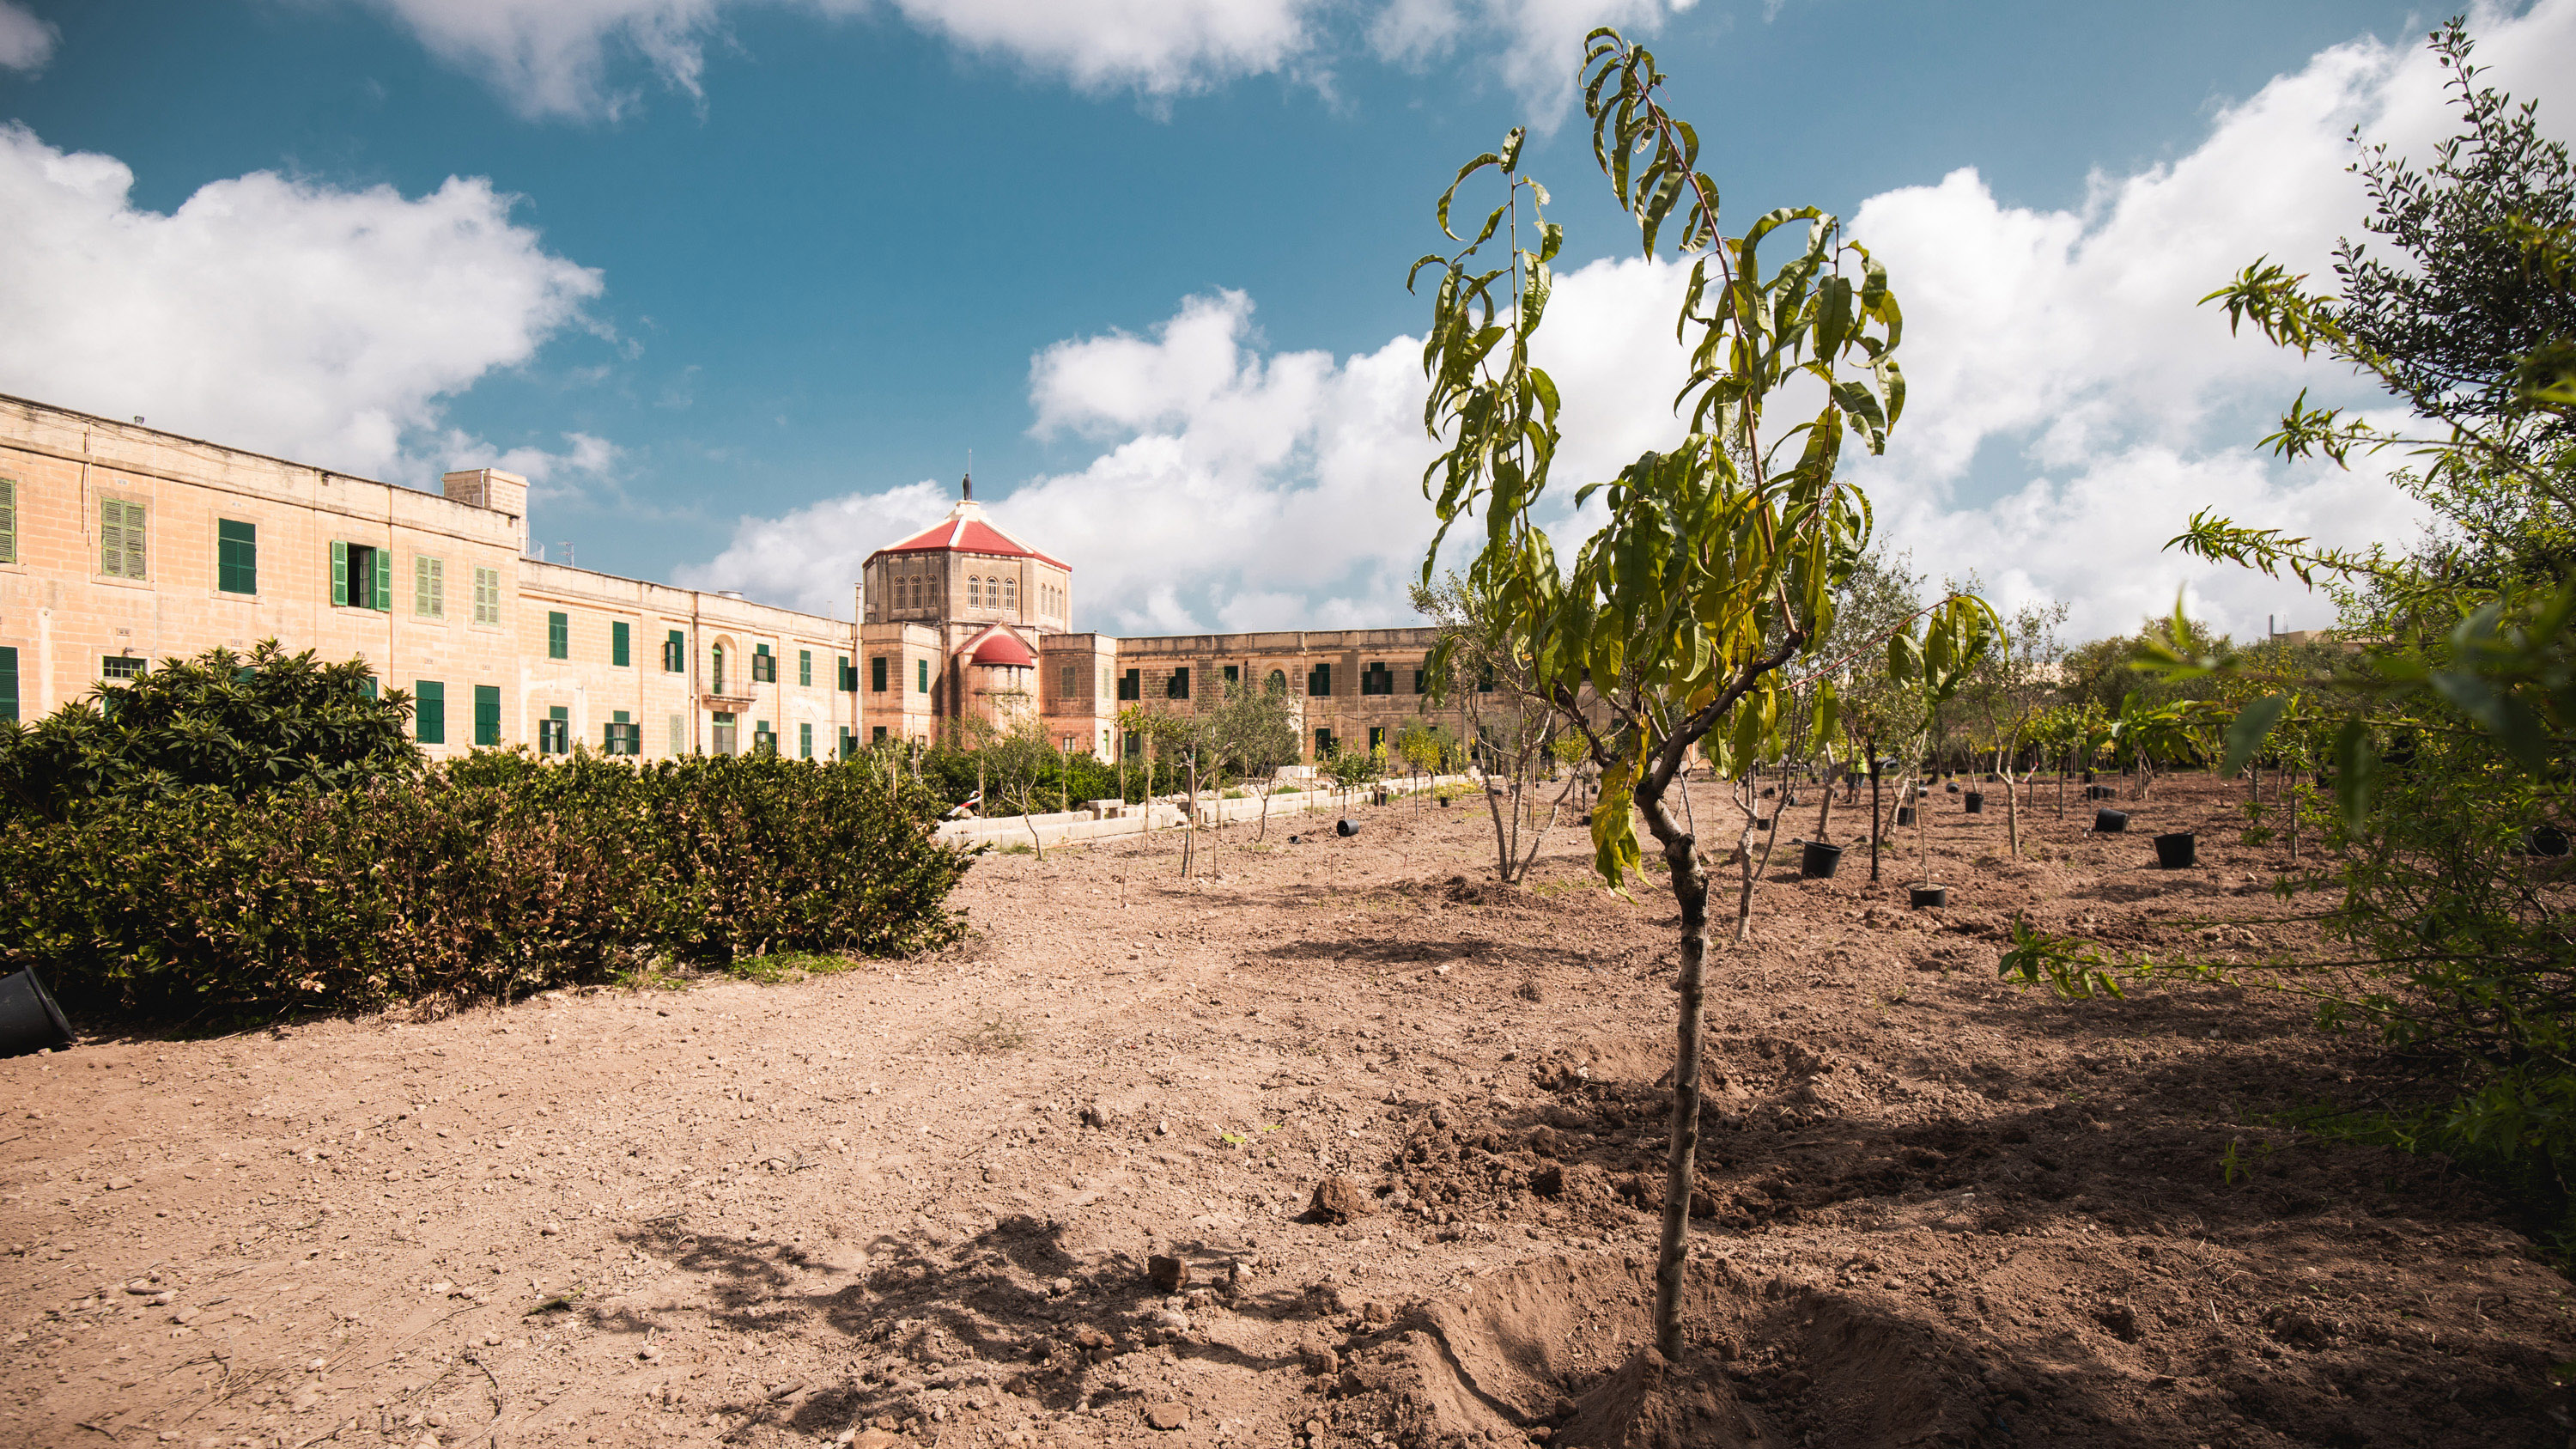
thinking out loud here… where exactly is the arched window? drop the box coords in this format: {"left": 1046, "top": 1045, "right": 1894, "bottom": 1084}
{"left": 1266, "top": 669, "right": 1287, "bottom": 696}
{"left": 1004, "top": 577, "right": 1018, "bottom": 611}
{"left": 710, "top": 645, "right": 727, "bottom": 696}
{"left": 969, "top": 576, "right": 982, "bottom": 608}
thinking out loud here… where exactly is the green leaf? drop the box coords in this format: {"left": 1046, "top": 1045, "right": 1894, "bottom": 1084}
{"left": 2219, "top": 695, "right": 2287, "bottom": 776}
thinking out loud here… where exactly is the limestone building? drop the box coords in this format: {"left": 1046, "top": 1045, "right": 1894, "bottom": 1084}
{"left": 0, "top": 393, "right": 1447, "bottom": 762}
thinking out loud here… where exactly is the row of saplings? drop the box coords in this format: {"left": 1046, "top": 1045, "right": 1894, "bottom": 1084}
{"left": 1731, "top": 758, "right": 2200, "bottom": 907}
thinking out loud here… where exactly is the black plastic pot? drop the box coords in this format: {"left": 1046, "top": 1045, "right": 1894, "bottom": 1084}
{"left": 1753, "top": 817, "right": 1773, "bottom": 831}
{"left": 1964, "top": 791, "right": 1984, "bottom": 815}
{"left": 1800, "top": 842, "right": 1844, "bottom": 879}
{"left": 1334, "top": 818, "right": 1360, "bottom": 837}
{"left": 2083, "top": 769, "right": 2097, "bottom": 783}
{"left": 2086, "top": 784, "right": 2117, "bottom": 801}
{"left": 1895, "top": 807, "right": 1917, "bottom": 827}
{"left": 2094, "top": 808, "right": 2130, "bottom": 833}
{"left": 0, "top": 969, "right": 70, "bottom": 1058}
{"left": 1945, "top": 782, "right": 1961, "bottom": 795}
{"left": 2154, "top": 831, "right": 2196, "bottom": 868}
{"left": 2527, "top": 825, "right": 2571, "bottom": 857}
{"left": 1910, "top": 886, "right": 1948, "bottom": 910}
{"left": 1437, "top": 797, "right": 1449, "bottom": 808}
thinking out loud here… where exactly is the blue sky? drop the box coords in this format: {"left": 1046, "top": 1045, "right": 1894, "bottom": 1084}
{"left": 1, "top": 0, "right": 2569, "bottom": 639}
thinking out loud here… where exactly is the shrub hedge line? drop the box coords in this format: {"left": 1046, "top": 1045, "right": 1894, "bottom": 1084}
{"left": 0, "top": 752, "right": 972, "bottom": 1020}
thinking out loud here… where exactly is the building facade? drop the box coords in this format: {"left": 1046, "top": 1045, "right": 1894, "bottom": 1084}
{"left": 0, "top": 393, "right": 1450, "bottom": 762}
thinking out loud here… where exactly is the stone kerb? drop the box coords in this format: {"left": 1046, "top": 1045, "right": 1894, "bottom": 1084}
{"left": 934, "top": 773, "right": 1484, "bottom": 849}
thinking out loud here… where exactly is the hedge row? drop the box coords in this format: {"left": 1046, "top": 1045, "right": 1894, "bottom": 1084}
{"left": 0, "top": 752, "right": 973, "bottom": 1020}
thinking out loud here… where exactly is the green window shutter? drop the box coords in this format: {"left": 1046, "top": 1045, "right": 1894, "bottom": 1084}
{"left": 799, "top": 650, "right": 811, "bottom": 687}
{"left": 371, "top": 549, "right": 392, "bottom": 611}
{"left": 0, "top": 478, "right": 14, "bottom": 564}
{"left": 799, "top": 722, "right": 813, "bottom": 758}
{"left": 474, "top": 685, "right": 501, "bottom": 746}
{"left": 358, "top": 675, "right": 378, "bottom": 699}
{"left": 915, "top": 658, "right": 928, "bottom": 693}
{"left": 838, "top": 655, "right": 854, "bottom": 691}
{"left": 872, "top": 657, "right": 887, "bottom": 692}
{"left": 0, "top": 646, "right": 15, "bottom": 723}
{"left": 612, "top": 620, "right": 631, "bottom": 667}
{"left": 415, "top": 681, "right": 446, "bottom": 745}
{"left": 414, "top": 556, "right": 445, "bottom": 618}
{"left": 100, "top": 499, "right": 147, "bottom": 578}
{"left": 331, "top": 540, "right": 349, "bottom": 606}
{"left": 665, "top": 629, "right": 685, "bottom": 672}
{"left": 217, "top": 519, "right": 258, "bottom": 594}
{"left": 548, "top": 612, "right": 568, "bottom": 660}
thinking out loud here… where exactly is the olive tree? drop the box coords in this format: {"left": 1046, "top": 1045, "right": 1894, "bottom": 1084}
{"left": 1413, "top": 31, "right": 1990, "bottom": 1359}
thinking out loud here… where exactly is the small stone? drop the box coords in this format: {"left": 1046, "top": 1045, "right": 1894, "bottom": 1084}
{"left": 538, "top": 1223, "right": 561, "bottom": 1236}
{"left": 638, "top": 1344, "right": 663, "bottom": 1362}
{"left": 1048, "top": 1276, "right": 1074, "bottom": 1296}
{"left": 851, "top": 1432, "right": 905, "bottom": 1449}
{"left": 1144, "top": 1403, "right": 1188, "bottom": 1431}
{"left": 1309, "top": 1177, "right": 1371, "bottom": 1222}
{"left": 1147, "top": 1255, "right": 1188, "bottom": 1293}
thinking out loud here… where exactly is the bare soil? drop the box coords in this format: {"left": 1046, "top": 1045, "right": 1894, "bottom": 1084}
{"left": 4, "top": 776, "right": 2572, "bottom": 1449}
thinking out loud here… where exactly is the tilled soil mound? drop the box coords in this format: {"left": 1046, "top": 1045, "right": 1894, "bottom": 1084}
{"left": 1337, "top": 1254, "right": 1987, "bottom": 1448}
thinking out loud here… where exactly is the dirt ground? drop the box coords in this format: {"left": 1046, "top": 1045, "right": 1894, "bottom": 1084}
{"left": 4, "top": 774, "right": 2573, "bottom": 1449}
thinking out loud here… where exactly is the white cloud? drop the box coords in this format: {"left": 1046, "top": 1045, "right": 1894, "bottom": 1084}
{"left": 1370, "top": 0, "right": 1692, "bottom": 118}
{"left": 681, "top": 270, "right": 1687, "bottom": 631}
{"left": 0, "top": 124, "right": 605, "bottom": 485}
{"left": 675, "top": 478, "right": 956, "bottom": 619}
{"left": 889, "top": 0, "right": 1315, "bottom": 100}
{"left": 1833, "top": 0, "right": 2576, "bottom": 638}
{"left": 361, "top": 0, "right": 1324, "bottom": 119}
{"left": 690, "top": 3, "right": 2575, "bottom": 644}
{"left": 683, "top": 291, "right": 1443, "bottom": 629}
{"left": 427, "top": 428, "right": 625, "bottom": 502}
{"left": 0, "top": 1, "right": 53, "bottom": 74}
{"left": 360, "top": 0, "right": 1687, "bottom": 121}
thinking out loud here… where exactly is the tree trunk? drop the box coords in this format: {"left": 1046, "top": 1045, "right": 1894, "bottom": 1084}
{"left": 1868, "top": 745, "right": 1884, "bottom": 883}
{"left": 1182, "top": 754, "right": 1198, "bottom": 877}
{"left": 1814, "top": 788, "right": 1834, "bottom": 844}
{"left": 1635, "top": 782, "right": 1713, "bottom": 1361}
{"left": 2004, "top": 763, "right": 2020, "bottom": 858}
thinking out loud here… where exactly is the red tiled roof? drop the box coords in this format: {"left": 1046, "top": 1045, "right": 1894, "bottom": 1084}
{"left": 869, "top": 508, "right": 1067, "bottom": 569}
{"left": 965, "top": 625, "right": 1039, "bottom": 668}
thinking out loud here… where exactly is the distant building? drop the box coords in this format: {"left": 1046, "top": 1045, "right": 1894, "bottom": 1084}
{"left": 0, "top": 393, "right": 1449, "bottom": 762}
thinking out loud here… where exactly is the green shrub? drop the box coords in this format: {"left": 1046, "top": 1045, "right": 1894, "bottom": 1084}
{"left": 0, "top": 640, "right": 418, "bottom": 824}
{"left": 0, "top": 752, "right": 970, "bottom": 1020}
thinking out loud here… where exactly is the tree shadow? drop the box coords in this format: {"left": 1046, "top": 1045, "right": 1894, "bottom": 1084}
{"left": 605, "top": 1211, "right": 1312, "bottom": 1437}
